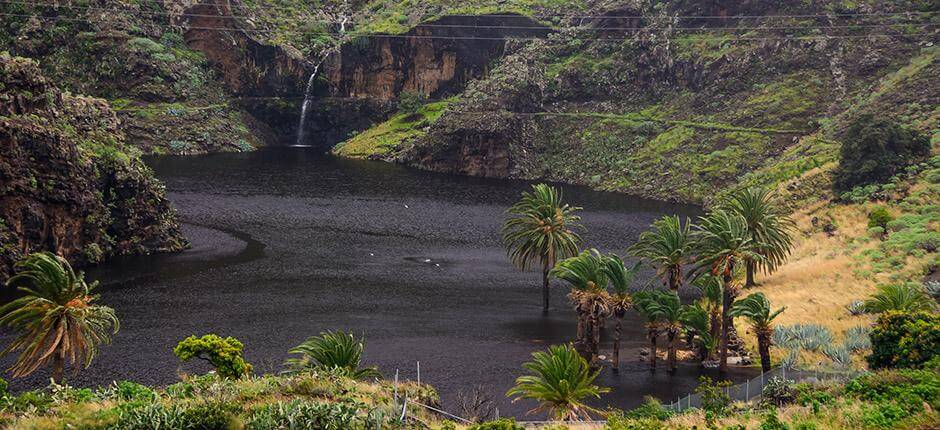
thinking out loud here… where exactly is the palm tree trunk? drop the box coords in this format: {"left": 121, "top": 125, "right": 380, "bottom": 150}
{"left": 649, "top": 328, "right": 658, "bottom": 371}
{"left": 709, "top": 306, "right": 721, "bottom": 346}
{"left": 745, "top": 259, "right": 757, "bottom": 288}
{"left": 667, "top": 330, "right": 677, "bottom": 372}
{"left": 52, "top": 349, "right": 65, "bottom": 383}
{"left": 613, "top": 317, "right": 623, "bottom": 373}
{"left": 757, "top": 331, "right": 772, "bottom": 372}
{"left": 588, "top": 312, "right": 600, "bottom": 365}
{"left": 541, "top": 264, "right": 551, "bottom": 314}
{"left": 719, "top": 272, "right": 734, "bottom": 372}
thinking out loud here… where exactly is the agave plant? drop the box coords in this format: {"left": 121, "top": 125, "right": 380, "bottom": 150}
{"left": 863, "top": 283, "right": 934, "bottom": 313}
{"left": 721, "top": 187, "right": 794, "bottom": 288}
{"left": 845, "top": 300, "right": 866, "bottom": 316}
{"left": 285, "top": 331, "right": 380, "bottom": 379}
{"left": 628, "top": 215, "right": 692, "bottom": 291}
{"left": 731, "top": 292, "right": 785, "bottom": 372}
{"left": 822, "top": 345, "right": 853, "bottom": 369}
{"left": 502, "top": 184, "right": 583, "bottom": 313}
{"left": 0, "top": 252, "right": 119, "bottom": 381}
{"left": 790, "top": 324, "right": 833, "bottom": 353}
{"left": 506, "top": 344, "right": 609, "bottom": 421}
{"left": 843, "top": 326, "right": 872, "bottom": 352}
{"left": 551, "top": 249, "right": 611, "bottom": 364}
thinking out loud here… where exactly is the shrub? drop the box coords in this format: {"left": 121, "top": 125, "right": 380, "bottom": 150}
{"left": 246, "top": 400, "right": 362, "bottom": 430}
{"left": 833, "top": 114, "right": 930, "bottom": 192}
{"left": 623, "top": 396, "right": 673, "bottom": 420}
{"left": 759, "top": 408, "right": 789, "bottom": 430}
{"left": 867, "top": 206, "right": 894, "bottom": 230}
{"left": 695, "top": 377, "right": 732, "bottom": 416}
{"left": 173, "top": 334, "right": 253, "bottom": 379}
{"left": 867, "top": 311, "right": 939, "bottom": 369}
{"left": 180, "top": 401, "right": 239, "bottom": 430}
{"left": 397, "top": 90, "right": 427, "bottom": 115}
{"left": 605, "top": 416, "right": 665, "bottom": 430}
{"left": 468, "top": 418, "right": 525, "bottom": 430}
{"left": 845, "top": 369, "right": 940, "bottom": 410}
{"left": 761, "top": 377, "right": 796, "bottom": 406}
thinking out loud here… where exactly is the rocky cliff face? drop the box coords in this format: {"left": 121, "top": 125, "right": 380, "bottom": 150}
{"left": 0, "top": 54, "right": 187, "bottom": 280}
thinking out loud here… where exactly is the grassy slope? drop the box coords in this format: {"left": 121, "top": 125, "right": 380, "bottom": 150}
{"left": 333, "top": 98, "right": 455, "bottom": 158}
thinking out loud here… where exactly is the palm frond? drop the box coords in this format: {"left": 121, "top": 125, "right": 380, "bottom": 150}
{"left": 721, "top": 187, "right": 795, "bottom": 274}
{"left": 863, "top": 283, "right": 935, "bottom": 313}
{"left": 285, "top": 331, "right": 380, "bottom": 380}
{"left": 628, "top": 216, "right": 691, "bottom": 289}
{"left": 506, "top": 344, "right": 608, "bottom": 421}
{"left": 502, "top": 184, "right": 583, "bottom": 271}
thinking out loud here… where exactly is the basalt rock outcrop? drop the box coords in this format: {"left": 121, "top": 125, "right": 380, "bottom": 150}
{"left": 0, "top": 54, "right": 187, "bottom": 280}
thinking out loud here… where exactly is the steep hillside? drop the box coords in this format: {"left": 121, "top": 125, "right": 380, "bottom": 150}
{"left": 0, "top": 53, "right": 187, "bottom": 280}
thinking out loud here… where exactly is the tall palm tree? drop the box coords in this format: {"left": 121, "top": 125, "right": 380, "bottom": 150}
{"left": 551, "top": 249, "right": 610, "bottom": 364}
{"left": 731, "top": 292, "right": 786, "bottom": 372}
{"left": 722, "top": 187, "right": 794, "bottom": 288}
{"left": 601, "top": 254, "right": 641, "bottom": 373}
{"left": 639, "top": 290, "right": 683, "bottom": 372}
{"left": 690, "top": 210, "right": 763, "bottom": 372}
{"left": 0, "top": 252, "right": 119, "bottom": 381}
{"left": 693, "top": 274, "right": 723, "bottom": 345}
{"left": 680, "top": 304, "right": 718, "bottom": 362}
{"left": 502, "top": 184, "right": 583, "bottom": 313}
{"left": 285, "top": 331, "right": 381, "bottom": 379}
{"left": 628, "top": 215, "right": 692, "bottom": 291}
{"left": 632, "top": 291, "right": 662, "bottom": 371}
{"left": 863, "top": 283, "right": 935, "bottom": 313}
{"left": 506, "top": 344, "right": 609, "bottom": 421}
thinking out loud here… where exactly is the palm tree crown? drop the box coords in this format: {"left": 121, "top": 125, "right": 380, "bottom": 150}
{"left": 628, "top": 215, "right": 692, "bottom": 291}
{"left": 502, "top": 183, "right": 583, "bottom": 312}
{"left": 506, "top": 344, "right": 609, "bottom": 421}
{"left": 552, "top": 249, "right": 611, "bottom": 363}
{"left": 0, "top": 252, "right": 119, "bottom": 380}
{"left": 285, "top": 331, "right": 380, "bottom": 379}
{"left": 690, "top": 210, "right": 764, "bottom": 280}
{"left": 863, "top": 283, "right": 935, "bottom": 314}
{"left": 722, "top": 187, "right": 794, "bottom": 287}
{"left": 731, "top": 292, "right": 786, "bottom": 331}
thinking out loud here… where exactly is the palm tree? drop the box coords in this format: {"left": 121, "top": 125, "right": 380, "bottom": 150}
{"left": 0, "top": 252, "right": 119, "bottom": 381}
{"left": 722, "top": 187, "right": 794, "bottom": 288}
{"left": 502, "top": 184, "right": 583, "bottom": 313}
{"left": 731, "top": 292, "right": 786, "bottom": 372}
{"left": 632, "top": 291, "right": 662, "bottom": 371}
{"left": 628, "top": 215, "right": 692, "bottom": 291}
{"left": 506, "top": 344, "right": 609, "bottom": 421}
{"left": 693, "top": 274, "right": 723, "bottom": 346}
{"left": 680, "top": 304, "right": 718, "bottom": 362}
{"left": 863, "top": 283, "right": 935, "bottom": 313}
{"left": 601, "top": 254, "right": 641, "bottom": 373}
{"left": 690, "top": 210, "right": 763, "bottom": 372}
{"left": 551, "top": 249, "right": 610, "bottom": 364}
{"left": 639, "top": 290, "right": 683, "bottom": 372}
{"left": 285, "top": 331, "right": 381, "bottom": 379}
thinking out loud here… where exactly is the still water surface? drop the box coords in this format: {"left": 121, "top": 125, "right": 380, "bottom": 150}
{"left": 2, "top": 148, "right": 757, "bottom": 416}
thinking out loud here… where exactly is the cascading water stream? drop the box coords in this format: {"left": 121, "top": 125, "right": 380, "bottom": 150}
{"left": 295, "top": 62, "right": 320, "bottom": 146}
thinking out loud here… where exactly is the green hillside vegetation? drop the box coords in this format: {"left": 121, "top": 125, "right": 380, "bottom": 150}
{"left": 334, "top": 98, "right": 456, "bottom": 158}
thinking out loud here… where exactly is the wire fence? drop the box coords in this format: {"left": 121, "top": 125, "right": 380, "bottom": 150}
{"left": 665, "top": 366, "right": 862, "bottom": 412}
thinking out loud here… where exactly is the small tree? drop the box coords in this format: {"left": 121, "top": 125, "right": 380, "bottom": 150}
{"left": 174, "top": 334, "right": 253, "bottom": 379}
{"left": 867, "top": 311, "right": 939, "bottom": 369}
{"left": 732, "top": 292, "right": 786, "bottom": 372}
{"left": 833, "top": 114, "right": 930, "bottom": 193}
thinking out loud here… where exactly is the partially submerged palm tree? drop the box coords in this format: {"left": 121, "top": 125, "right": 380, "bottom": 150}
{"left": 691, "top": 210, "right": 763, "bottom": 372}
{"left": 628, "top": 215, "right": 692, "bottom": 291}
{"left": 731, "top": 292, "right": 785, "bottom": 372}
{"left": 680, "top": 304, "right": 718, "bottom": 362}
{"left": 863, "top": 283, "right": 934, "bottom": 313}
{"left": 0, "top": 252, "right": 119, "bottom": 381}
{"left": 506, "top": 344, "right": 609, "bottom": 421}
{"left": 502, "top": 184, "right": 583, "bottom": 313}
{"left": 722, "top": 187, "right": 794, "bottom": 288}
{"left": 637, "top": 290, "right": 683, "bottom": 372}
{"left": 551, "top": 249, "right": 610, "bottom": 364}
{"left": 601, "top": 254, "right": 641, "bottom": 373}
{"left": 632, "top": 291, "right": 662, "bottom": 371}
{"left": 693, "top": 274, "right": 723, "bottom": 346}
{"left": 285, "top": 331, "right": 380, "bottom": 379}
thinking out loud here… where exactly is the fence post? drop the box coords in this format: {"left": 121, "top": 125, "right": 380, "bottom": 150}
{"left": 746, "top": 378, "right": 750, "bottom": 400}
{"left": 417, "top": 361, "right": 421, "bottom": 385}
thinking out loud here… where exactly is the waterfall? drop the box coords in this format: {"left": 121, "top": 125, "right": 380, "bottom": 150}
{"left": 295, "top": 62, "right": 320, "bottom": 146}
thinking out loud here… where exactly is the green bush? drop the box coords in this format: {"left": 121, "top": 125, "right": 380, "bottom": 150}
{"left": 867, "top": 311, "right": 940, "bottom": 369}
{"left": 695, "top": 376, "right": 732, "bottom": 416}
{"left": 623, "top": 396, "right": 673, "bottom": 420}
{"left": 468, "top": 418, "right": 525, "bottom": 430}
{"left": 759, "top": 408, "right": 789, "bottom": 430}
{"left": 846, "top": 369, "right": 940, "bottom": 410}
{"left": 173, "top": 334, "right": 253, "bottom": 379}
{"left": 867, "top": 206, "right": 894, "bottom": 230}
{"left": 761, "top": 377, "right": 797, "bottom": 406}
{"left": 833, "top": 114, "right": 930, "bottom": 193}
{"left": 246, "top": 400, "right": 363, "bottom": 430}
{"left": 605, "top": 416, "right": 665, "bottom": 430}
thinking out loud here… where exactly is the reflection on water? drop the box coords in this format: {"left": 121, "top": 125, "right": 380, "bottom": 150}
{"left": 0, "top": 148, "right": 756, "bottom": 417}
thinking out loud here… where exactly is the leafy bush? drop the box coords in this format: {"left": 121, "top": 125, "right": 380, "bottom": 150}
{"left": 867, "top": 206, "right": 894, "bottom": 231}
{"left": 605, "top": 416, "right": 665, "bottom": 430}
{"left": 846, "top": 369, "right": 940, "bottom": 428}
{"left": 761, "top": 377, "right": 796, "bottom": 406}
{"left": 246, "top": 400, "right": 363, "bottom": 430}
{"left": 623, "top": 396, "right": 673, "bottom": 420}
{"left": 180, "top": 401, "right": 239, "bottom": 430}
{"left": 173, "top": 334, "right": 253, "bottom": 379}
{"left": 468, "top": 418, "right": 525, "bottom": 430}
{"left": 867, "top": 311, "right": 940, "bottom": 369}
{"left": 759, "top": 408, "right": 789, "bottom": 430}
{"left": 695, "top": 377, "right": 732, "bottom": 416}
{"left": 397, "top": 90, "right": 427, "bottom": 115}
{"left": 833, "top": 114, "right": 930, "bottom": 192}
